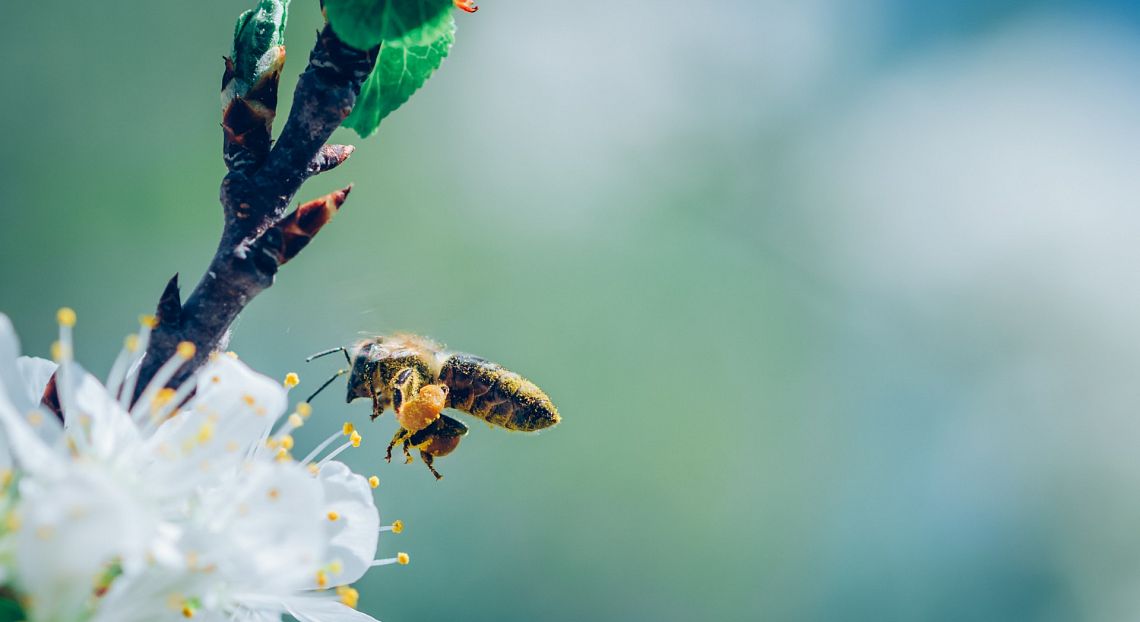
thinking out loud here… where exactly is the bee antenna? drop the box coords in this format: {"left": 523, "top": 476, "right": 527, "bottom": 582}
{"left": 306, "top": 346, "right": 350, "bottom": 364}
{"left": 305, "top": 369, "right": 348, "bottom": 404}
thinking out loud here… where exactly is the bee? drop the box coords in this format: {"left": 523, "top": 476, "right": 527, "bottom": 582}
{"left": 306, "top": 334, "right": 560, "bottom": 479}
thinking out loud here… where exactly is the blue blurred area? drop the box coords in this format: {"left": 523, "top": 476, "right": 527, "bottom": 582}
{"left": 4, "top": 0, "right": 1140, "bottom": 620}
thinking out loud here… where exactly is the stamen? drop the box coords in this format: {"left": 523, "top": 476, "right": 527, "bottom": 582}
{"left": 283, "top": 372, "right": 300, "bottom": 388}
{"left": 116, "top": 316, "right": 156, "bottom": 409}
{"left": 371, "top": 552, "right": 410, "bottom": 567}
{"left": 328, "top": 560, "right": 344, "bottom": 575}
{"left": 130, "top": 342, "right": 195, "bottom": 422}
{"left": 317, "top": 430, "right": 362, "bottom": 466}
{"left": 327, "top": 511, "right": 340, "bottom": 521}
{"left": 297, "top": 403, "right": 313, "bottom": 418}
{"left": 56, "top": 307, "right": 77, "bottom": 327}
{"left": 379, "top": 519, "right": 403, "bottom": 534}
{"left": 54, "top": 308, "right": 78, "bottom": 419}
{"left": 337, "top": 586, "right": 359, "bottom": 609}
{"left": 288, "top": 413, "right": 304, "bottom": 429}
{"left": 300, "top": 423, "right": 354, "bottom": 464}
{"left": 369, "top": 475, "right": 380, "bottom": 489}
{"left": 315, "top": 570, "right": 328, "bottom": 588}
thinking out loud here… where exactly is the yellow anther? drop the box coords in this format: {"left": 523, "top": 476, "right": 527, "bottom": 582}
{"left": 397, "top": 552, "right": 409, "bottom": 565}
{"left": 308, "top": 463, "right": 321, "bottom": 475}
{"left": 297, "top": 402, "right": 313, "bottom": 418}
{"left": 275, "top": 447, "right": 291, "bottom": 462}
{"left": 288, "top": 413, "right": 304, "bottom": 428}
{"left": 350, "top": 431, "right": 362, "bottom": 448}
{"left": 181, "top": 605, "right": 194, "bottom": 618}
{"left": 328, "top": 560, "right": 344, "bottom": 575}
{"left": 225, "top": 351, "right": 238, "bottom": 359}
{"left": 266, "top": 437, "right": 279, "bottom": 449}
{"left": 125, "top": 334, "right": 140, "bottom": 352}
{"left": 284, "top": 372, "right": 300, "bottom": 388}
{"left": 56, "top": 307, "right": 77, "bottom": 327}
{"left": 391, "top": 519, "right": 404, "bottom": 534}
{"left": 327, "top": 511, "right": 340, "bottom": 521}
{"left": 242, "top": 394, "right": 256, "bottom": 406}
{"left": 26, "top": 412, "right": 43, "bottom": 427}
{"left": 176, "top": 341, "right": 196, "bottom": 359}
{"left": 139, "top": 314, "right": 158, "bottom": 329}
{"left": 153, "top": 387, "right": 177, "bottom": 410}
{"left": 342, "top": 422, "right": 355, "bottom": 435}
{"left": 281, "top": 435, "right": 294, "bottom": 450}
{"left": 210, "top": 375, "right": 220, "bottom": 384}
{"left": 368, "top": 475, "right": 380, "bottom": 489}
{"left": 337, "top": 586, "right": 360, "bottom": 609}
{"left": 316, "top": 570, "right": 329, "bottom": 588}
{"left": 196, "top": 422, "right": 215, "bottom": 443}
{"left": 50, "top": 341, "right": 63, "bottom": 361}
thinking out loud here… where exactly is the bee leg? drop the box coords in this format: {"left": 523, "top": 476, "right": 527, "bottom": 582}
{"left": 386, "top": 427, "right": 410, "bottom": 463}
{"left": 402, "top": 438, "right": 414, "bottom": 464}
{"left": 419, "top": 450, "right": 443, "bottom": 480}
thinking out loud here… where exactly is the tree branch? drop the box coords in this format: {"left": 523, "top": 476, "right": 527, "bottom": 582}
{"left": 133, "top": 24, "right": 377, "bottom": 399}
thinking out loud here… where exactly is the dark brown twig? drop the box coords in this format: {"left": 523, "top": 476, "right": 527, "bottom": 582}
{"left": 133, "top": 25, "right": 377, "bottom": 399}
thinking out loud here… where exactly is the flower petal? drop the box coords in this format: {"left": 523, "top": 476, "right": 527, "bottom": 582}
{"left": 318, "top": 461, "right": 380, "bottom": 585}
{"left": 284, "top": 595, "right": 379, "bottom": 622}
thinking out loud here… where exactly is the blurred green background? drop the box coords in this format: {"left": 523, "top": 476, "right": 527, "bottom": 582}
{"left": 4, "top": 1, "right": 1140, "bottom": 620}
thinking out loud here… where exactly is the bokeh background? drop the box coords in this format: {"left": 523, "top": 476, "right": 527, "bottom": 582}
{"left": 4, "top": 0, "right": 1140, "bottom": 620}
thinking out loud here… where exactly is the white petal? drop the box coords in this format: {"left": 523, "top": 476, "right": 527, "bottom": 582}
{"left": 0, "top": 314, "right": 34, "bottom": 413}
{"left": 284, "top": 596, "right": 379, "bottom": 622}
{"left": 15, "top": 356, "right": 57, "bottom": 405}
{"left": 16, "top": 465, "right": 156, "bottom": 622}
{"left": 318, "top": 461, "right": 380, "bottom": 585}
{"left": 73, "top": 369, "right": 140, "bottom": 462}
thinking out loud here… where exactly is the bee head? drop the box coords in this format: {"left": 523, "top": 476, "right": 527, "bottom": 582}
{"left": 345, "top": 341, "right": 381, "bottom": 402}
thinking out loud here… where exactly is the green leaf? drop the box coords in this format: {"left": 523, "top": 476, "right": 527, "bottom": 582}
{"left": 231, "top": 0, "right": 289, "bottom": 92}
{"left": 343, "top": 10, "right": 455, "bottom": 138}
{"left": 324, "top": 0, "right": 453, "bottom": 51}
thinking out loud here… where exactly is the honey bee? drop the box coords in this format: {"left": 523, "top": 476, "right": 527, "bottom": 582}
{"left": 306, "top": 334, "right": 560, "bottom": 479}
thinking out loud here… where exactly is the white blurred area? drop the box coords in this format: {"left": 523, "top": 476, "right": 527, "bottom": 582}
{"left": 791, "top": 12, "right": 1140, "bottom": 619}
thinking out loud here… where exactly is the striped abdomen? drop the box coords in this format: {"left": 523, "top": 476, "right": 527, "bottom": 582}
{"left": 439, "top": 353, "right": 560, "bottom": 432}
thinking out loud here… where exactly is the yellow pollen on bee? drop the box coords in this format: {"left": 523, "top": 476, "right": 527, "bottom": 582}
{"left": 284, "top": 372, "right": 300, "bottom": 388}
{"left": 139, "top": 314, "right": 158, "bottom": 329}
{"left": 297, "top": 402, "right": 313, "bottom": 418}
{"left": 337, "top": 586, "right": 360, "bottom": 609}
{"left": 288, "top": 413, "right": 304, "bottom": 428}
{"left": 350, "top": 431, "right": 362, "bottom": 448}
{"left": 327, "top": 511, "right": 340, "bottom": 521}
{"left": 397, "top": 552, "right": 409, "bottom": 565}
{"left": 242, "top": 394, "right": 256, "bottom": 406}
{"left": 342, "top": 422, "right": 354, "bottom": 435}
{"left": 125, "top": 334, "right": 140, "bottom": 352}
{"left": 280, "top": 435, "right": 294, "bottom": 450}
{"left": 368, "top": 475, "right": 380, "bottom": 489}
{"left": 56, "top": 307, "right": 77, "bottom": 327}
{"left": 176, "top": 341, "right": 197, "bottom": 359}
{"left": 267, "top": 488, "right": 280, "bottom": 501}
{"left": 316, "top": 570, "right": 329, "bottom": 588}
{"left": 391, "top": 520, "right": 404, "bottom": 534}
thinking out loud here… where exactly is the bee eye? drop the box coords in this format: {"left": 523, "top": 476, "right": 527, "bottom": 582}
{"left": 439, "top": 385, "right": 449, "bottom": 394}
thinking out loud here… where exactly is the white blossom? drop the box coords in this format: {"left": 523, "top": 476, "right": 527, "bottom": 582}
{"left": 0, "top": 311, "right": 406, "bottom": 622}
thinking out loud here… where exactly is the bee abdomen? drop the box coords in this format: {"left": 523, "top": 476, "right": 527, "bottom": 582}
{"left": 440, "top": 353, "right": 560, "bottom": 432}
